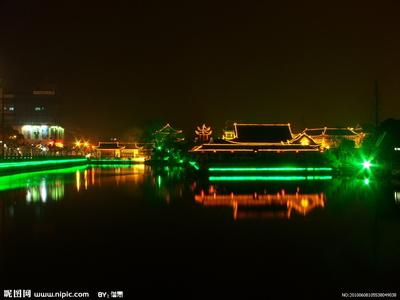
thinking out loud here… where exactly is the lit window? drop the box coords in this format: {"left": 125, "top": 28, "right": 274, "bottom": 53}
{"left": 9, "top": 106, "right": 14, "bottom": 111}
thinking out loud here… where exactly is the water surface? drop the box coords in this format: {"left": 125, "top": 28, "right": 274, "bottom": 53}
{"left": 1, "top": 165, "right": 399, "bottom": 297}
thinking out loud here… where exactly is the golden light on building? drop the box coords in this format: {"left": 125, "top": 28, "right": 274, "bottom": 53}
{"left": 300, "top": 137, "right": 310, "bottom": 146}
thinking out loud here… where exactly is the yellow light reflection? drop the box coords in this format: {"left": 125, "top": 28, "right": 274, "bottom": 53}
{"left": 76, "top": 170, "right": 81, "bottom": 192}
{"left": 195, "top": 190, "right": 325, "bottom": 220}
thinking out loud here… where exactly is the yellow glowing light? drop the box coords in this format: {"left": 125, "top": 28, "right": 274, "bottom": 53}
{"left": 300, "top": 137, "right": 310, "bottom": 146}
{"left": 300, "top": 198, "right": 309, "bottom": 208}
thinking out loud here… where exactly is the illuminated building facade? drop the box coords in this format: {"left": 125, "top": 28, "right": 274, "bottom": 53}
{"left": 195, "top": 124, "right": 212, "bottom": 143}
{"left": 95, "top": 142, "right": 123, "bottom": 158}
{"left": 3, "top": 89, "right": 64, "bottom": 147}
{"left": 95, "top": 142, "right": 145, "bottom": 161}
{"left": 303, "top": 127, "right": 365, "bottom": 148}
{"left": 15, "top": 124, "right": 64, "bottom": 146}
{"left": 120, "top": 143, "right": 145, "bottom": 161}
{"left": 191, "top": 123, "right": 321, "bottom": 155}
{"left": 222, "top": 129, "right": 235, "bottom": 141}
{"left": 190, "top": 123, "right": 327, "bottom": 169}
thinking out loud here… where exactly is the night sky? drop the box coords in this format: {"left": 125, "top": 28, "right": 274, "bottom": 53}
{"left": 1, "top": 0, "right": 400, "bottom": 139}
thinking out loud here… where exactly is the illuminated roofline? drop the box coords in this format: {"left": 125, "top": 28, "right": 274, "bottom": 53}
{"left": 233, "top": 123, "right": 293, "bottom": 141}
{"left": 304, "top": 127, "right": 363, "bottom": 137}
{"left": 190, "top": 148, "right": 321, "bottom": 152}
{"left": 234, "top": 123, "right": 291, "bottom": 126}
{"left": 288, "top": 132, "right": 319, "bottom": 145}
{"left": 193, "top": 142, "right": 317, "bottom": 146}
{"left": 156, "top": 123, "right": 183, "bottom": 134}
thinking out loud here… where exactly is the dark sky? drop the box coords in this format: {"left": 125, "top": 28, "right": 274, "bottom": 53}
{"left": 1, "top": 0, "right": 400, "bottom": 139}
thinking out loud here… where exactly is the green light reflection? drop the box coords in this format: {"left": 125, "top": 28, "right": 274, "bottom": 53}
{"left": 209, "top": 175, "right": 333, "bottom": 181}
{"left": 208, "top": 167, "right": 333, "bottom": 172}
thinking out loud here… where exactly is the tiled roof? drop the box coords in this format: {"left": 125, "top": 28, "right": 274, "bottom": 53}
{"left": 324, "top": 128, "right": 358, "bottom": 136}
{"left": 96, "top": 142, "right": 122, "bottom": 149}
{"left": 234, "top": 124, "right": 293, "bottom": 143}
{"left": 304, "top": 128, "right": 325, "bottom": 135}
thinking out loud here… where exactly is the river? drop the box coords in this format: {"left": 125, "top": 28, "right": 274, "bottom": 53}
{"left": 1, "top": 165, "right": 399, "bottom": 297}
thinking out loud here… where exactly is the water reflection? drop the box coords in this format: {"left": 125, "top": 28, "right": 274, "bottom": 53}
{"left": 195, "top": 186, "right": 325, "bottom": 220}
{"left": 151, "top": 166, "right": 187, "bottom": 204}
{"left": 1, "top": 166, "right": 399, "bottom": 222}
{"left": 26, "top": 177, "right": 64, "bottom": 203}
{"left": 75, "top": 164, "right": 146, "bottom": 191}
{"left": 0, "top": 167, "right": 81, "bottom": 202}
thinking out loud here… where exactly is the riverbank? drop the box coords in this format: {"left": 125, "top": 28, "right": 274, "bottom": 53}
{"left": 0, "top": 157, "right": 88, "bottom": 176}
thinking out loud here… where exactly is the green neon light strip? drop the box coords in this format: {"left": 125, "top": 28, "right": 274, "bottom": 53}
{"left": 189, "top": 161, "right": 200, "bottom": 170}
{"left": 87, "top": 164, "right": 144, "bottom": 168}
{"left": 0, "top": 158, "right": 87, "bottom": 169}
{"left": 0, "top": 165, "right": 87, "bottom": 192}
{"left": 89, "top": 159, "right": 144, "bottom": 163}
{"left": 209, "top": 175, "right": 333, "bottom": 181}
{"left": 208, "top": 167, "right": 332, "bottom": 172}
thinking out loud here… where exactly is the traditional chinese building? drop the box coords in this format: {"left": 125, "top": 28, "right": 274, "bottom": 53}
{"left": 190, "top": 123, "right": 324, "bottom": 168}
{"left": 303, "top": 127, "right": 365, "bottom": 148}
{"left": 119, "top": 143, "right": 145, "bottom": 161}
{"left": 153, "top": 123, "right": 184, "bottom": 143}
{"left": 95, "top": 142, "right": 146, "bottom": 161}
{"left": 95, "top": 142, "right": 123, "bottom": 158}
{"left": 192, "top": 123, "right": 321, "bottom": 154}
{"left": 222, "top": 129, "right": 235, "bottom": 141}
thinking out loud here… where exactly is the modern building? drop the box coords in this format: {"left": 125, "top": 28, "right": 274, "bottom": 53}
{"left": 15, "top": 124, "right": 64, "bottom": 146}
{"left": 2, "top": 88, "right": 64, "bottom": 147}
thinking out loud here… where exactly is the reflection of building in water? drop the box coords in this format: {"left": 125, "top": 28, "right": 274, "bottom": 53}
{"left": 26, "top": 177, "right": 64, "bottom": 202}
{"left": 395, "top": 191, "right": 400, "bottom": 204}
{"left": 75, "top": 165, "right": 146, "bottom": 191}
{"left": 195, "top": 189, "right": 325, "bottom": 220}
